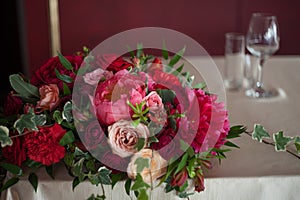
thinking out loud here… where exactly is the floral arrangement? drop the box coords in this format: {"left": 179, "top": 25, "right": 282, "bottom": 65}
{"left": 0, "top": 44, "right": 298, "bottom": 200}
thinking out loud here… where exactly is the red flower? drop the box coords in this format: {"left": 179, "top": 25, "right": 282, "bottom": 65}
{"left": 152, "top": 69, "right": 181, "bottom": 90}
{"left": 171, "top": 167, "right": 188, "bottom": 187}
{"left": 24, "top": 123, "right": 66, "bottom": 166}
{"left": 2, "top": 136, "right": 26, "bottom": 166}
{"left": 3, "top": 91, "right": 23, "bottom": 116}
{"left": 93, "top": 54, "right": 133, "bottom": 73}
{"left": 194, "top": 171, "right": 205, "bottom": 192}
{"left": 83, "top": 121, "right": 106, "bottom": 150}
{"left": 30, "top": 55, "right": 83, "bottom": 92}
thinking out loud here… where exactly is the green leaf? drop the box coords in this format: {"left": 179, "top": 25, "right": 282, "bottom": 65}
{"left": 131, "top": 174, "right": 150, "bottom": 191}
{"left": 168, "top": 47, "right": 186, "bottom": 67}
{"left": 273, "top": 131, "right": 293, "bottom": 151}
{"left": 174, "top": 153, "right": 189, "bottom": 175}
{"left": 157, "top": 89, "right": 176, "bottom": 104}
{"left": 137, "top": 188, "right": 148, "bottom": 200}
{"left": 125, "top": 178, "right": 132, "bottom": 196}
{"left": 0, "top": 125, "right": 12, "bottom": 147}
{"left": 62, "top": 101, "right": 73, "bottom": 122}
{"left": 135, "top": 157, "right": 150, "bottom": 173}
{"left": 224, "top": 141, "right": 240, "bottom": 148}
{"left": 59, "top": 131, "right": 75, "bottom": 146}
{"left": 294, "top": 136, "right": 300, "bottom": 154}
{"left": 162, "top": 41, "right": 169, "bottom": 60}
{"left": 53, "top": 110, "right": 63, "bottom": 124}
{"left": 28, "top": 172, "right": 38, "bottom": 192}
{"left": 126, "top": 45, "right": 135, "bottom": 58}
{"left": 252, "top": 124, "right": 270, "bottom": 142}
{"left": 45, "top": 165, "right": 55, "bottom": 179}
{"left": 73, "top": 158, "right": 85, "bottom": 180}
{"left": 226, "top": 125, "right": 246, "bottom": 139}
{"left": 0, "top": 163, "right": 22, "bottom": 175}
{"left": 98, "top": 167, "right": 112, "bottom": 185}
{"left": 0, "top": 177, "right": 19, "bottom": 192}
{"left": 55, "top": 69, "right": 73, "bottom": 83}
{"left": 57, "top": 51, "right": 73, "bottom": 70}
{"left": 9, "top": 74, "right": 39, "bottom": 102}
{"left": 179, "top": 140, "right": 194, "bottom": 157}
{"left": 63, "top": 83, "right": 71, "bottom": 95}
{"left": 136, "top": 43, "right": 143, "bottom": 58}
{"left": 178, "top": 191, "right": 194, "bottom": 198}
{"left": 111, "top": 173, "right": 125, "bottom": 189}
{"left": 72, "top": 177, "right": 80, "bottom": 191}
{"left": 193, "top": 82, "right": 206, "bottom": 89}
{"left": 134, "top": 138, "right": 146, "bottom": 152}
{"left": 14, "top": 109, "right": 46, "bottom": 134}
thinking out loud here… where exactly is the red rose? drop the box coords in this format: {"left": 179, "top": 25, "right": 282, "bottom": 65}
{"left": 94, "top": 54, "right": 133, "bottom": 73}
{"left": 2, "top": 136, "right": 26, "bottom": 166}
{"left": 30, "top": 55, "right": 83, "bottom": 92}
{"left": 83, "top": 121, "right": 106, "bottom": 150}
{"left": 152, "top": 69, "right": 181, "bottom": 90}
{"left": 24, "top": 123, "right": 66, "bottom": 166}
{"left": 3, "top": 91, "right": 23, "bottom": 116}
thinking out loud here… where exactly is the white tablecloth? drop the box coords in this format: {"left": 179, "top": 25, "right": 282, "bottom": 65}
{"left": 2, "top": 56, "right": 300, "bottom": 200}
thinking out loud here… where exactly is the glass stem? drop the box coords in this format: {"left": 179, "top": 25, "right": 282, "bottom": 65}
{"left": 256, "top": 57, "right": 265, "bottom": 88}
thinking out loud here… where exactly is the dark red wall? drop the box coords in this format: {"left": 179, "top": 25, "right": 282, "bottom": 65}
{"left": 24, "top": 0, "right": 300, "bottom": 73}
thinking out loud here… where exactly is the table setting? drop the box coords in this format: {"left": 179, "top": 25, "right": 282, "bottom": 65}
{"left": 0, "top": 13, "right": 300, "bottom": 200}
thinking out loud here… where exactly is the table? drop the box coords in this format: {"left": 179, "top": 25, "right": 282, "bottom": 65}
{"left": 1, "top": 55, "right": 300, "bottom": 200}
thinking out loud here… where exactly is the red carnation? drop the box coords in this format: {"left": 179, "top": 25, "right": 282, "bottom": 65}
{"left": 24, "top": 123, "right": 66, "bottom": 166}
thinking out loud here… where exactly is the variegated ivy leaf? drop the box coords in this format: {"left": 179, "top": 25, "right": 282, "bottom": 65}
{"left": 62, "top": 101, "right": 73, "bottom": 122}
{"left": 135, "top": 157, "right": 150, "bottom": 173}
{"left": 14, "top": 108, "right": 46, "bottom": 134}
{"left": 252, "top": 124, "right": 270, "bottom": 142}
{"left": 294, "top": 136, "right": 300, "bottom": 154}
{"left": 273, "top": 131, "right": 293, "bottom": 152}
{"left": 0, "top": 126, "right": 13, "bottom": 147}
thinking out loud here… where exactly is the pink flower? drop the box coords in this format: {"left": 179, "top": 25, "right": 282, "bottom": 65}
{"left": 36, "top": 84, "right": 60, "bottom": 113}
{"left": 107, "top": 120, "right": 150, "bottom": 158}
{"left": 183, "top": 89, "right": 230, "bottom": 153}
{"left": 143, "top": 91, "right": 163, "bottom": 108}
{"left": 83, "top": 68, "right": 113, "bottom": 85}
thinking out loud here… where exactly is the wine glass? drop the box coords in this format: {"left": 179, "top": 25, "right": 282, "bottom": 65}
{"left": 245, "top": 13, "right": 280, "bottom": 98}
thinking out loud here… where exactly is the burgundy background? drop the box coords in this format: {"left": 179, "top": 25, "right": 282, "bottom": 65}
{"left": 1, "top": 0, "right": 299, "bottom": 108}
{"left": 23, "top": 0, "right": 300, "bottom": 74}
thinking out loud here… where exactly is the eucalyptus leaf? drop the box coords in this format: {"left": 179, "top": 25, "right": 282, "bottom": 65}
{"left": 168, "top": 47, "right": 186, "bottom": 67}
{"left": 55, "top": 69, "right": 74, "bottom": 83}
{"left": 0, "top": 163, "right": 22, "bottom": 175}
{"left": 57, "top": 51, "right": 73, "bottom": 70}
{"left": 0, "top": 177, "right": 19, "bottom": 192}
{"left": 273, "top": 131, "right": 293, "bottom": 151}
{"left": 45, "top": 165, "right": 55, "bottom": 179}
{"left": 125, "top": 178, "right": 132, "bottom": 196}
{"left": 0, "top": 125, "right": 12, "bottom": 147}
{"left": 9, "top": 74, "right": 39, "bottom": 102}
{"left": 28, "top": 172, "right": 38, "bottom": 192}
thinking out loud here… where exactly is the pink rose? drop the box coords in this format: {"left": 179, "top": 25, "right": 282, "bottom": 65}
{"left": 143, "top": 91, "right": 163, "bottom": 108}
{"left": 36, "top": 84, "right": 60, "bottom": 113}
{"left": 107, "top": 120, "right": 150, "bottom": 158}
{"left": 83, "top": 68, "right": 113, "bottom": 85}
{"left": 127, "top": 149, "right": 167, "bottom": 184}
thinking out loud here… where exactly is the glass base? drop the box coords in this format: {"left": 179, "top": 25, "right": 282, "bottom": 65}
{"left": 245, "top": 86, "right": 279, "bottom": 98}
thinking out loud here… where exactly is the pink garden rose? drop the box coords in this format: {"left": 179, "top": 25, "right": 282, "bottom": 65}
{"left": 36, "top": 84, "right": 60, "bottom": 113}
{"left": 83, "top": 68, "right": 113, "bottom": 85}
{"left": 143, "top": 91, "right": 163, "bottom": 108}
{"left": 107, "top": 120, "right": 150, "bottom": 158}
